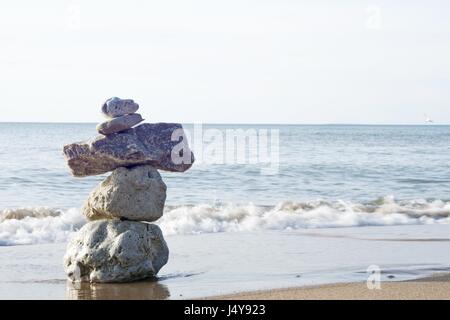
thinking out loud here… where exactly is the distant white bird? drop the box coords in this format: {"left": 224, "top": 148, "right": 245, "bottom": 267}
{"left": 424, "top": 114, "right": 434, "bottom": 123}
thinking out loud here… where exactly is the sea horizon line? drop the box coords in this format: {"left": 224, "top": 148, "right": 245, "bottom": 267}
{"left": 0, "top": 121, "right": 448, "bottom": 126}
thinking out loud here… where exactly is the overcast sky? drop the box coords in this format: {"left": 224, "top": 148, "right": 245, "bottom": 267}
{"left": 0, "top": 0, "right": 449, "bottom": 124}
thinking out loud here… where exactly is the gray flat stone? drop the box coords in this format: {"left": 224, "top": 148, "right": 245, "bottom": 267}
{"left": 96, "top": 113, "right": 144, "bottom": 135}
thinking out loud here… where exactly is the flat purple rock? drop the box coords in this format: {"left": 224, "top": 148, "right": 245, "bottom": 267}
{"left": 63, "top": 123, "right": 194, "bottom": 177}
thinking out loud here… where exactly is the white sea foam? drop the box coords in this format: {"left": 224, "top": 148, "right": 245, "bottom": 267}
{"left": 1, "top": 196, "right": 450, "bottom": 245}
{"left": 0, "top": 207, "right": 86, "bottom": 246}
{"left": 159, "top": 196, "right": 450, "bottom": 235}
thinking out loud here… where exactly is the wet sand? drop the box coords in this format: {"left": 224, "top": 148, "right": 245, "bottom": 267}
{"left": 3, "top": 227, "right": 450, "bottom": 300}
{"left": 206, "top": 274, "right": 450, "bottom": 300}
{"left": 66, "top": 280, "right": 171, "bottom": 300}
{"left": 67, "top": 274, "right": 450, "bottom": 300}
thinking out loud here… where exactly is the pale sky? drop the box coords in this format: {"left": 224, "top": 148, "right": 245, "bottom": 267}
{"left": 0, "top": 0, "right": 449, "bottom": 124}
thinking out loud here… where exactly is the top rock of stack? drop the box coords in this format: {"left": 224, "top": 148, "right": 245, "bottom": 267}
{"left": 102, "top": 97, "right": 139, "bottom": 118}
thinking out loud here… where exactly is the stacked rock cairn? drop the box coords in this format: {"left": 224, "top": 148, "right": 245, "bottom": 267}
{"left": 62, "top": 97, "right": 194, "bottom": 283}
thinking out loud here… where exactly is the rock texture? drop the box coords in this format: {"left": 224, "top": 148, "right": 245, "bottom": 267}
{"left": 63, "top": 123, "right": 194, "bottom": 177}
{"left": 97, "top": 113, "right": 144, "bottom": 135}
{"left": 83, "top": 165, "right": 166, "bottom": 222}
{"left": 64, "top": 220, "right": 169, "bottom": 283}
{"left": 102, "top": 97, "right": 139, "bottom": 118}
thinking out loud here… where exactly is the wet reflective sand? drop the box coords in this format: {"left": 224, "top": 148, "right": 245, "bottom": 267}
{"left": 66, "top": 280, "right": 170, "bottom": 300}
{"left": 3, "top": 225, "right": 450, "bottom": 299}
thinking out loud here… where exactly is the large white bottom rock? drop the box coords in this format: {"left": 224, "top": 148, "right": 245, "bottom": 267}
{"left": 64, "top": 220, "right": 169, "bottom": 283}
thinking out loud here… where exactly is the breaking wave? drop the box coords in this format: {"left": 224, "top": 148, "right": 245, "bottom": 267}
{"left": 0, "top": 207, "right": 86, "bottom": 246}
{"left": 1, "top": 196, "right": 450, "bottom": 246}
{"left": 159, "top": 196, "right": 450, "bottom": 235}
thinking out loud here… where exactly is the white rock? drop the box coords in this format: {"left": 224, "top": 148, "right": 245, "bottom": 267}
{"left": 64, "top": 220, "right": 169, "bottom": 283}
{"left": 83, "top": 165, "right": 167, "bottom": 222}
{"left": 96, "top": 113, "right": 144, "bottom": 135}
{"left": 101, "top": 97, "right": 139, "bottom": 118}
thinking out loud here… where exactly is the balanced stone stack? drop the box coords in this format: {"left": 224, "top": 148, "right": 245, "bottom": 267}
{"left": 62, "top": 97, "right": 194, "bottom": 283}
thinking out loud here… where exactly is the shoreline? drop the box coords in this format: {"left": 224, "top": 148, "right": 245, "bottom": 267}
{"left": 203, "top": 273, "right": 450, "bottom": 300}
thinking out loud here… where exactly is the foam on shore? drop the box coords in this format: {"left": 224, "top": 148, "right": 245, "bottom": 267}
{"left": 1, "top": 196, "right": 450, "bottom": 246}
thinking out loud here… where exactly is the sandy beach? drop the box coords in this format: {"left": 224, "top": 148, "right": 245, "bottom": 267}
{"left": 2, "top": 225, "right": 450, "bottom": 300}
{"left": 207, "top": 274, "right": 450, "bottom": 300}
{"left": 66, "top": 273, "right": 450, "bottom": 300}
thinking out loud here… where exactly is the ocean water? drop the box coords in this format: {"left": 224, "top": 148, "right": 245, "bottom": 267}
{"left": 1, "top": 123, "right": 450, "bottom": 298}
{"left": 1, "top": 123, "right": 450, "bottom": 245}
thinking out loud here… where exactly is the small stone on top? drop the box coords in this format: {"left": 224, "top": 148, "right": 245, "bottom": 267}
{"left": 102, "top": 97, "right": 139, "bottom": 118}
